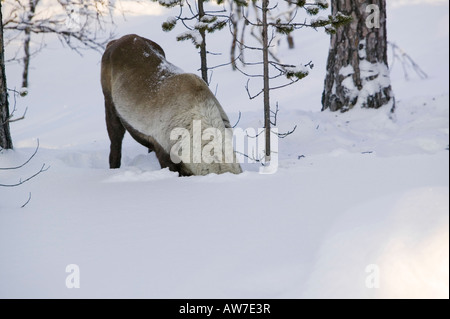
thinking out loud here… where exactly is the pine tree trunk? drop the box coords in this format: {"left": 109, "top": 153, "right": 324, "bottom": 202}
{"left": 198, "top": 0, "right": 208, "bottom": 84}
{"left": 230, "top": 2, "right": 239, "bottom": 71}
{"left": 0, "top": 16, "right": 13, "bottom": 149}
{"left": 21, "top": 0, "right": 38, "bottom": 90}
{"left": 262, "top": 0, "right": 271, "bottom": 162}
{"left": 1, "top": 2, "right": 13, "bottom": 150}
{"left": 322, "top": 0, "right": 395, "bottom": 112}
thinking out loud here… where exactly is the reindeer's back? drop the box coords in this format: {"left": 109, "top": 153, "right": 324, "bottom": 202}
{"left": 101, "top": 34, "right": 170, "bottom": 96}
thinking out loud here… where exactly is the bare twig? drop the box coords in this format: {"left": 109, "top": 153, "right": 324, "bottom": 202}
{"left": 0, "top": 89, "right": 27, "bottom": 125}
{"left": 278, "top": 125, "right": 297, "bottom": 138}
{"left": 269, "top": 103, "right": 297, "bottom": 138}
{"left": 0, "top": 163, "right": 49, "bottom": 187}
{"left": 245, "top": 129, "right": 265, "bottom": 139}
{"left": 21, "top": 192, "right": 32, "bottom": 208}
{"left": 270, "top": 102, "right": 280, "bottom": 126}
{"left": 388, "top": 41, "right": 428, "bottom": 80}
{"left": 232, "top": 111, "right": 242, "bottom": 128}
{"left": 235, "top": 150, "right": 264, "bottom": 163}
{"left": 0, "top": 139, "right": 40, "bottom": 170}
{"left": 7, "top": 106, "right": 27, "bottom": 123}
{"left": 3, "top": 0, "right": 118, "bottom": 88}
{"left": 245, "top": 78, "right": 264, "bottom": 100}
{"left": 0, "top": 139, "right": 50, "bottom": 188}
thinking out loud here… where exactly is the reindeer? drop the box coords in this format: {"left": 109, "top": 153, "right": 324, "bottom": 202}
{"left": 101, "top": 34, "right": 242, "bottom": 176}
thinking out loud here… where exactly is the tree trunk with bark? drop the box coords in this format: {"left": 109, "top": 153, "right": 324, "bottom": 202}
{"left": 1, "top": 2, "right": 13, "bottom": 149}
{"left": 262, "top": 0, "right": 271, "bottom": 162}
{"left": 322, "top": 0, "right": 395, "bottom": 112}
{"left": 21, "top": 0, "right": 39, "bottom": 90}
{"left": 197, "top": 0, "right": 208, "bottom": 84}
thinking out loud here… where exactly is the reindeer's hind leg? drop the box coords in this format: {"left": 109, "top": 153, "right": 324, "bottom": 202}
{"left": 105, "top": 95, "right": 125, "bottom": 169}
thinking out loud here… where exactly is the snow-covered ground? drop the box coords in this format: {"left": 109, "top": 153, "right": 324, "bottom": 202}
{"left": 0, "top": 0, "right": 448, "bottom": 298}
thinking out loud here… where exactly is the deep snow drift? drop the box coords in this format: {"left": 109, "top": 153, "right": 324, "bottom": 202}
{"left": 0, "top": 0, "right": 448, "bottom": 298}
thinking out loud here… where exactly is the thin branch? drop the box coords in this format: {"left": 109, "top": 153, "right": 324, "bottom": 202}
{"left": 235, "top": 150, "right": 264, "bottom": 163}
{"left": 245, "top": 129, "right": 265, "bottom": 139}
{"left": 270, "top": 102, "right": 280, "bottom": 126}
{"left": 0, "top": 139, "right": 40, "bottom": 170}
{"left": 269, "top": 78, "right": 300, "bottom": 91}
{"left": 388, "top": 41, "right": 428, "bottom": 80}
{"left": 0, "top": 90, "right": 27, "bottom": 125}
{"left": 232, "top": 111, "right": 242, "bottom": 128}
{"left": 269, "top": 102, "right": 297, "bottom": 138}
{"left": 278, "top": 124, "right": 297, "bottom": 138}
{"left": 21, "top": 192, "right": 32, "bottom": 208}
{"left": 0, "top": 163, "right": 49, "bottom": 187}
{"left": 8, "top": 107, "right": 28, "bottom": 122}
{"left": 245, "top": 78, "right": 264, "bottom": 100}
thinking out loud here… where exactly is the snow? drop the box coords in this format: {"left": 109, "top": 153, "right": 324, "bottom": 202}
{"left": 165, "top": 15, "right": 177, "bottom": 25}
{"left": 0, "top": 1, "right": 449, "bottom": 298}
{"left": 343, "top": 60, "right": 392, "bottom": 109}
{"left": 157, "top": 55, "right": 184, "bottom": 76}
{"left": 176, "top": 30, "right": 203, "bottom": 47}
{"left": 337, "top": 39, "right": 394, "bottom": 110}
{"left": 310, "top": 16, "right": 329, "bottom": 24}
{"left": 339, "top": 65, "right": 354, "bottom": 77}
{"left": 156, "top": 0, "right": 181, "bottom": 8}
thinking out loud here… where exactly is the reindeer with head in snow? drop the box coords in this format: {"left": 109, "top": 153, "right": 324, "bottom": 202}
{"left": 101, "top": 34, "right": 242, "bottom": 176}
